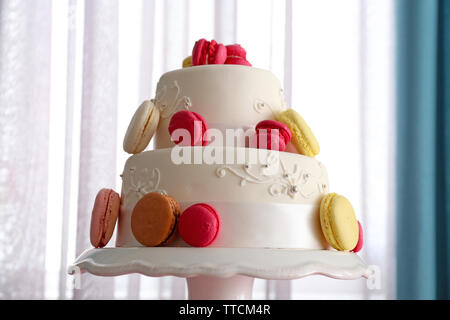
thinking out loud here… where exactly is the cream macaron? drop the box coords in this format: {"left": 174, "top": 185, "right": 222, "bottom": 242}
{"left": 319, "top": 193, "right": 359, "bottom": 251}
{"left": 123, "top": 100, "right": 160, "bottom": 154}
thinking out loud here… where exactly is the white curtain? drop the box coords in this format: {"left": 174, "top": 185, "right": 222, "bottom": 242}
{"left": 0, "top": 0, "right": 395, "bottom": 299}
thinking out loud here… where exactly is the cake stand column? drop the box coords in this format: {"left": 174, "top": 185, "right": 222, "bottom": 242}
{"left": 186, "top": 275, "right": 255, "bottom": 300}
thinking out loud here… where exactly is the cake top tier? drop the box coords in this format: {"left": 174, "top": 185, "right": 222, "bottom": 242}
{"left": 153, "top": 65, "right": 286, "bottom": 149}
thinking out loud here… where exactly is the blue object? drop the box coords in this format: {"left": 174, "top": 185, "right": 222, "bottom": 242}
{"left": 396, "top": 0, "right": 450, "bottom": 299}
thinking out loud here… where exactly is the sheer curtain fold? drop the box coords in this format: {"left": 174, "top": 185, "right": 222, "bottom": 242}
{"left": 0, "top": 0, "right": 395, "bottom": 299}
{"left": 0, "top": 0, "right": 52, "bottom": 299}
{"left": 215, "top": 0, "right": 236, "bottom": 44}
{"left": 359, "top": 0, "right": 396, "bottom": 299}
{"left": 59, "top": 0, "right": 78, "bottom": 300}
{"left": 75, "top": 0, "right": 119, "bottom": 299}
{"left": 139, "top": 0, "right": 156, "bottom": 102}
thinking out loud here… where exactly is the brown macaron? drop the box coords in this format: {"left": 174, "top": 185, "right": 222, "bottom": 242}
{"left": 131, "top": 192, "right": 181, "bottom": 247}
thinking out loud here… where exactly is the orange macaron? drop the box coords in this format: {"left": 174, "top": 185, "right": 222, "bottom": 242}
{"left": 131, "top": 192, "right": 181, "bottom": 247}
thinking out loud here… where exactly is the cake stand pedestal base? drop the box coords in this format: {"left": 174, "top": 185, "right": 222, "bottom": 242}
{"left": 186, "top": 275, "right": 254, "bottom": 300}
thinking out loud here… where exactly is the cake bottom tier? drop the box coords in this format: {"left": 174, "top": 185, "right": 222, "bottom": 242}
{"left": 117, "top": 201, "right": 328, "bottom": 249}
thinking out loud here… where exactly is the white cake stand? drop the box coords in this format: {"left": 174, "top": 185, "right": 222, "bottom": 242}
{"left": 69, "top": 247, "right": 370, "bottom": 299}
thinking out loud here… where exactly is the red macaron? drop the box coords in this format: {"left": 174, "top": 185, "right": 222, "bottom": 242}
{"left": 192, "top": 39, "right": 251, "bottom": 66}
{"left": 256, "top": 120, "right": 292, "bottom": 143}
{"left": 225, "top": 44, "right": 252, "bottom": 66}
{"left": 192, "top": 39, "right": 209, "bottom": 66}
{"left": 351, "top": 221, "right": 364, "bottom": 253}
{"left": 225, "top": 56, "right": 252, "bottom": 66}
{"left": 208, "top": 40, "right": 227, "bottom": 64}
{"left": 226, "top": 44, "right": 247, "bottom": 59}
{"left": 254, "top": 120, "right": 292, "bottom": 151}
{"left": 192, "top": 39, "right": 227, "bottom": 66}
{"left": 255, "top": 131, "right": 286, "bottom": 151}
{"left": 178, "top": 203, "right": 220, "bottom": 247}
{"left": 168, "top": 110, "right": 209, "bottom": 146}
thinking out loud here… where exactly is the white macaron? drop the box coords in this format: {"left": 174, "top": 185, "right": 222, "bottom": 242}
{"left": 123, "top": 100, "right": 160, "bottom": 154}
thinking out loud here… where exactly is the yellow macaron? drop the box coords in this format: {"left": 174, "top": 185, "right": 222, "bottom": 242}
{"left": 319, "top": 193, "right": 359, "bottom": 251}
{"left": 182, "top": 56, "right": 192, "bottom": 68}
{"left": 276, "top": 109, "right": 320, "bottom": 157}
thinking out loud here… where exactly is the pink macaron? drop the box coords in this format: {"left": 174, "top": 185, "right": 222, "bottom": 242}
{"left": 226, "top": 44, "right": 247, "bottom": 59}
{"left": 256, "top": 120, "right": 292, "bottom": 144}
{"left": 225, "top": 56, "right": 252, "bottom": 66}
{"left": 255, "top": 132, "right": 286, "bottom": 151}
{"left": 192, "top": 38, "right": 209, "bottom": 66}
{"left": 192, "top": 39, "right": 227, "bottom": 66}
{"left": 208, "top": 40, "right": 227, "bottom": 64}
{"left": 168, "top": 110, "right": 209, "bottom": 146}
{"left": 90, "top": 188, "right": 120, "bottom": 248}
{"left": 351, "top": 221, "right": 364, "bottom": 253}
{"left": 178, "top": 203, "right": 220, "bottom": 247}
{"left": 254, "top": 120, "right": 292, "bottom": 151}
{"left": 225, "top": 44, "right": 252, "bottom": 66}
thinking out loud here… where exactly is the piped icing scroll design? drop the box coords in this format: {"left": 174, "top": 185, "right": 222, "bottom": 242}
{"left": 153, "top": 80, "right": 192, "bottom": 119}
{"left": 268, "top": 161, "right": 316, "bottom": 199}
{"left": 216, "top": 153, "right": 326, "bottom": 200}
{"left": 253, "top": 99, "right": 278, "bottom": 117}
{"left": 316, "top": 162, "right": 329, "bottom": 194}
{"left": 122, "top": 167, "right": 167, "bottom": 205}
{"left": 253, "top": 88, "right": 285, "bottom": 116}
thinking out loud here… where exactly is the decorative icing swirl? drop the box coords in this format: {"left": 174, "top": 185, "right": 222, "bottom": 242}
{"left": 123, "top": 167, "right": 167, "bottom": 205}
{"left": 153, "top": 80, "right": 192, "bottom": 119}
{"left": 216, "top": 154, "right": 326, "bottom": 200}
{"left": 253, "top": 95, "right": 285, "bottom": 117}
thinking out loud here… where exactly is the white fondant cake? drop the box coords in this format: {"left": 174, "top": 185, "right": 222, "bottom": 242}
{"left": 117, "top": 65, "right": 331, "bottom": 250}
{"left": 117, "top": 147, "right": 329, "bottom": 248}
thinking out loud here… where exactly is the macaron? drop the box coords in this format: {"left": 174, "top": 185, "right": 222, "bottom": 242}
{"left": 255, "top": 119, "right": 292, "bottom": 151}
{"left": 168, "top": 110, "right": 209, "bottom": 146}
{"left": 192, "top": 39, "right": 227, "bottom": 66}
{"left": 225, "top": 56, "right": 252, "bottom": 66}
{"left": 192, "top": 38, "right": 209, "bottom": 66}
{"left": 131, "top": 192, "right": 181, "bottom": 247}
{"left": 319, "top": 193, "right": 359, "bottom": 251}
{"left": 225, "top": 44, "right": 252, "bottom": 66}
{"left": 256, "top": 120, "right": 292, "bottom": 142}
{"left": 182, "top": 56, "right": 192, "bottom": 68}
{"left": 254, "top": 131, "right": 286, "bottom": 151}
{"left": 351, "top": 221, "right": 364, "bottom": 253}
{"left": 207, "top": 40, "right": 227, "bottom": 64}
{"left": 226, "top": 44, "right": 247, "bottom": 59}
{"left": 90, "top": 188, "right": 121, "bottom": 248}
{"left": 178, "top": 203, "right": 220, "bottom": 247}
{"left": 123, "top": 100, "right": 160, "bottom": 154}
{"left": 276, "top": 109, "right": 320, "bottom": 157}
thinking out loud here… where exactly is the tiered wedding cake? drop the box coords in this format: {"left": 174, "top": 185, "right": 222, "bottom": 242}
{"left": 87, "top": 38, "right": 362, "bottom": 256}
{"left": 117, "top": 64, "right": 331, "bottom": 249}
